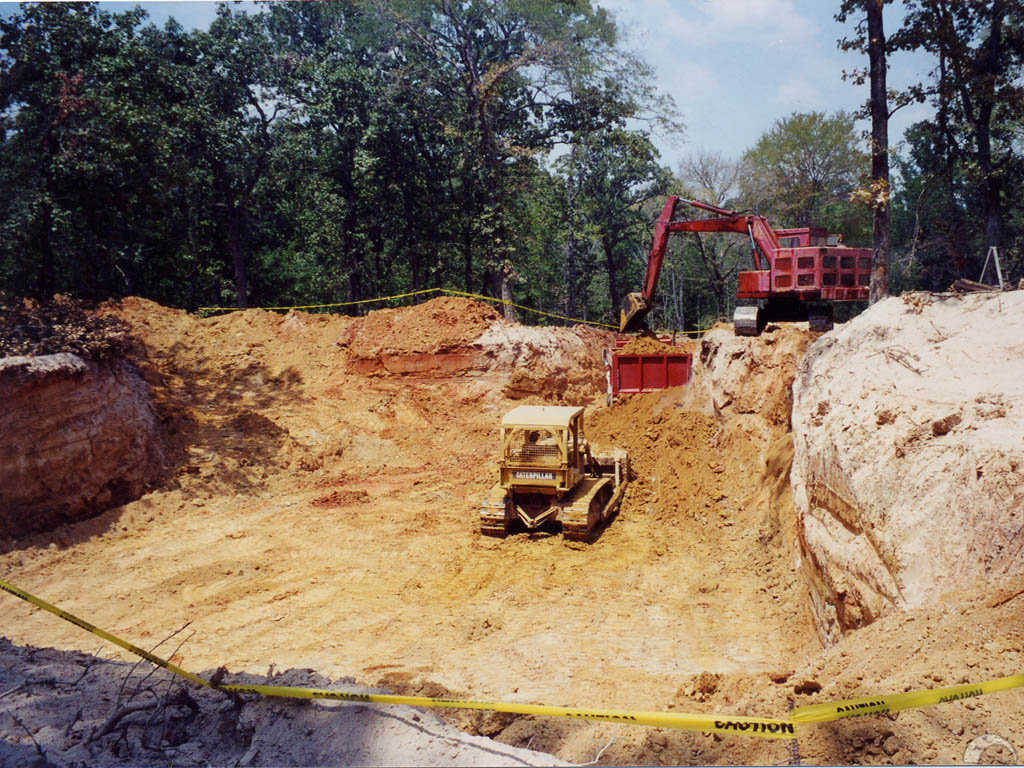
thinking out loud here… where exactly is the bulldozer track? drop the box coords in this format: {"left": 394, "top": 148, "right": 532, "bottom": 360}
{"left": 561, "top": 477, "right": 617, "bottom": 542}
{"left": 479, "top": 485, "right": 511, "bottom": 538}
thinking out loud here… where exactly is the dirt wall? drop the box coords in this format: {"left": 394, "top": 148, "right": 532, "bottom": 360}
{"left": 0, "top": 353, "right": 164, "bottom": 538}
{"left": 791, "top": 291, "right": 1024, "bottom": 643}
{"left": 338, "top": 296, "right": 612, "bottom": 402}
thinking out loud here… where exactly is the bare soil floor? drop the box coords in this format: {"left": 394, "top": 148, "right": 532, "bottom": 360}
{"left": 2, "top": 297, "right": 1022, "bottom": 765}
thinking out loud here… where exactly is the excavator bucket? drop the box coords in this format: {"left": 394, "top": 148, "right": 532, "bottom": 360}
{"left": 619, "top": 292, "right": 649, "bottom": 334}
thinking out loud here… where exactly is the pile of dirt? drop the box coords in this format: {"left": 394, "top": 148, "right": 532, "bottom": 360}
{"left": 0, "top": 353, "right": 164, "bottom": 538}
{"left": 2, "top": 292, "right": 1022, "bottom": 766}
{"left": 342, "top": 297, "right": 502, "bottom": 356}
{"left": 678, "top": 322, "right": 816, "bottom": 448}
{"left": 0, "top": 295, "right": 134, "bottom": 360}
{"left": 335, "top": 295, "right": 612, "bottom": 401}
{"left": 479, "top": 322, "right": 614, "bottom": 403}
{"left": 340, "top": 297, "right": 503, "bottom": 375}
{"left": 791, "top": 290, "right": 1024, "bottom": 642}
{"left": 617, "top": 334, "right": 692, "bottom": 355}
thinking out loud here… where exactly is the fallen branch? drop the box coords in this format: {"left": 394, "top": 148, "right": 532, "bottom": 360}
{"left": 950, "top": 278, "right": 999, "bottom": 293}
{"left": 883, "top": 346, "right": 925, "bottom": 375}
{"left": 8, "top": 711, "right": 47, "bottom": 761}
{"left": 90, "top": 700, "right": 158, "bottom": 743}
{"left": 990, "top": 588, "right": 1024, "bottom": 609}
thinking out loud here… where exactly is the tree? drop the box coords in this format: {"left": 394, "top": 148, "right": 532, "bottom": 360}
{"left": 578, "top": 128, "right": 670, "bottom": 317}
{"left": 0, "top": 3, "right": 162, "bottom": 299}
{"left": 892, "top": 0, "right": 1024, "bottom": 253}
{"left": 739, "top": 111, "right": 869, "bottom": 234}
{"left": 0, "top": 0, "right": 683, "bottom": 324}
{"left": 837, "top": 0, "right": 893, "bottom": 303}
{"left": 675, "top": 152, "right": 745, "bottom": 319}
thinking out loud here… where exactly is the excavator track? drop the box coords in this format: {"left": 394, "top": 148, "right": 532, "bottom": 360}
{"left": 733, "top": 305, "right": 762, "bottom": 336}
{"left": 560, "top": 476, "right": 619, "bottom": 542}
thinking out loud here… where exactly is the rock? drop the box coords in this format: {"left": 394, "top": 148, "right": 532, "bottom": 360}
{"left": 791, "top": 291, "right": 1024, "bottom": 643}
{"left": 0, "top": 353, "right": 164, "bottom": 537}
{"left": 882, "top": 734, "right": 900, "bottom": 757}
{"left": 793, "top": 679, "right": 821, "bottom": 695}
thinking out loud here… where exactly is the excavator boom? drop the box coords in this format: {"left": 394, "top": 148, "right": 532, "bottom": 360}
{"left": 618, "top": 197, "right": 871, "bottom": 336}
{"left": 619, "top": 196, "right": 679, "bottom": 333}
{"left": 619, "top": 198, "right": 778, "bottom": 333}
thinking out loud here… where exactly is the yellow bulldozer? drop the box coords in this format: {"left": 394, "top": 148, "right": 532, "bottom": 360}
{"left": 479, "top": 405, "right": 629, "bottom": 541}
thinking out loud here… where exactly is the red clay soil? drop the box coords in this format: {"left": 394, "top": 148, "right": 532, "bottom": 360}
{"left": 618, "top": 334, "right": 693, "bottom": 355}
{"left": 340, "top": 296, "right": 503, "bottom": 357}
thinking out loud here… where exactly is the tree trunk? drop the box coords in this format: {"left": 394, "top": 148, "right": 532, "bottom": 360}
{"left": 866, "top": 0, "right": 890, "bottom": 304}
{"left": 228, "top": 207, "right": 248, "bottom": 309}
{"left": 565, "top": 145, "right": 580, "bottom": 323}
{"left": 974, "top": 1, "right": 1004, "bottom": 251}
{"left": 487, "top": 267, "right": 518, "bottom": 322}
{"left": 602, "top": 234, "right": 620, "bottom": 314}
{"left": 36, "top": 198, "right": 55, "bottom": 299}
{"left": 937, "top": 53, "right": 967, "bottom": 274}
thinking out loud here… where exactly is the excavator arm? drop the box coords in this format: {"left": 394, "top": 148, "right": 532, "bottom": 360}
{"left": 619, "top": 198, "right": 780, "bottom": 333}
{"left": 619, "top": 196, "right": 680, "bottom": 333}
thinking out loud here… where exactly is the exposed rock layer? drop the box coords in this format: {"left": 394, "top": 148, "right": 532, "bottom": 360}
{"left": 791, "top": 291, "right": 1024, "bottom": 643}
{"left": 0, "top": 353, "right": 164, "bottom": 537}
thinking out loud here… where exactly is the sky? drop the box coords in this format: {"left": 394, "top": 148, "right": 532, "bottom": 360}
{"left": 6, "top": 0, "right": 938, "bottom": 171}
{"left": 595, "top": 0, "right": 936, "bottom": 169}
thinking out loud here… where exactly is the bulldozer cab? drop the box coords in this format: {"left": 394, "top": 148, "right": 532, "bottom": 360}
{"left": 499, "top": 405, "right": 586, "bottom": 493}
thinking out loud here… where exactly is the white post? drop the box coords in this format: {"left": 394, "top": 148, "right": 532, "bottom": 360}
{"left": 979, "top": 246, "right": 1005, "bottom": 289}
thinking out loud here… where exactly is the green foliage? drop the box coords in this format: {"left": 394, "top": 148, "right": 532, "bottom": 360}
{"left": 2, "top": 0, "right": 1020, "bottom": 328}
{"left": 739, "top": 111, "right": 870, "bottom": 235}
{"left": 0, "top": 0, "right": 680, "bottom": 322}
{"left": 887, "top": 0, "right": 1024, "bottom": 285}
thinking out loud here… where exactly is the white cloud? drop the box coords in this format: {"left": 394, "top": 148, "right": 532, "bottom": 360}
{"left": 594, "top": 0, "right": 936, "bottom": 165}
{"left": 775, "top": 75, "right": 826, "bottom": 110}
{"left": 600, "top": 0, "right": 818, "bottom": 48}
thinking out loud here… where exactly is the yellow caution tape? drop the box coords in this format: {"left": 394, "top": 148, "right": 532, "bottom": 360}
{"left": 0, "top": 577, "right": 790, "bottom": 738}
{"left": 197, "top": 287, "right": 619, "bottom": 329}
{"left": 218, "top": 683, "right": 796, "bottom": 737}
{"left": 197, "top": 287, "right": 718, "bottom": 335}
{"left": 6, "top": 576, "right": 1019, "bottom": 740}
{"left": 196, "top": 288, "right": 444, "bottom": 315}
{"left": 791, "top": 673, "right": 1024, "bottom": 723}
{"left": 0, "top": 579, "right": 211, "bottom": 690}
{"left": 439, "top": 288, "right": 618, "bottom": 329}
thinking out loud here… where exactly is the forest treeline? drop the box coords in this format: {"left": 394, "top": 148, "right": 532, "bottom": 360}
{"left": 1, "top": 1, "right": 1021, "bottom": 331}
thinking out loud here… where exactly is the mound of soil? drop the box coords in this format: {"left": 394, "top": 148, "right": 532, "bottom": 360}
{"left": 618, "top": 334, "right": 692, "bottom": 355}
{"left": 0, "top": 354, "right": 164, "bottom": 539}
{"left": 480, "top": 322, "right": 613, "bottom": 403}
{"left": 0, "top": 295, "right": 134, "bottom": 360}
{"left": 341, "top": 297, "right": 503, "bottom": 358}
{"left": 682, "top": 322, "right": 816, "bottom": 437}
{"left": 336, "top": 295, "right": 613, "bottom": 401}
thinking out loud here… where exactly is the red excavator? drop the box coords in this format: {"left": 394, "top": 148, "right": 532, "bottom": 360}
{"left": 620, "top": 197, "right": 873, "bottom": 335}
